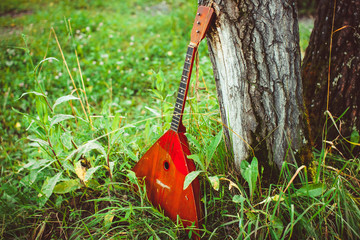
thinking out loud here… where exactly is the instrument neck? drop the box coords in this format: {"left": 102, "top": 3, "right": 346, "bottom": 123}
{"left": 170, "top": 45, "right": 197, "bottom": 132}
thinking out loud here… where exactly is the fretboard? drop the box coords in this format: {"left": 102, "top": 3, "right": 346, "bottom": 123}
{"left": 170, "top": 45, "right": 196, "bottom": 132}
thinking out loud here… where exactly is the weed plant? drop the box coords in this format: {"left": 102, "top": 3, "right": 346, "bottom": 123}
{"left": 1, "top": 0, "right": 359, "bottom": 239}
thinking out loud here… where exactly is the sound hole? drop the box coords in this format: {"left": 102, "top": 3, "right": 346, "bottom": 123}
{"left": 164, "top": 161, "right": 170, "bottom": 170}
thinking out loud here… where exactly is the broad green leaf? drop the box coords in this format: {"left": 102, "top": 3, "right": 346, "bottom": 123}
{"left": 50, "top": 114, "right": 75, "bottom": 127}
{"left": 39, "top": 172, "right": 62, "bottom": 206}
{"left": 350, "top": 129, "right": 359, "bottom": 152}
{"left": 187, "top": 154, "right": 205, "bottom": 171}
{"left": 127, "top": 170, "right": 138, "bottom": 184}
{"left": 109, "top": 161, "right": 114, "bottom": 176}
{"left": 34, "top": 57, "right": 59, "bottom": 72}
{"left": 61, "top": 131, "right": 73, "bottom": 150}
{"left": 35, "top": 96, "right": 48, "bottom": 123}
{"left": 240, "top": 157, "right": 258, "bottom": 198}
{"left": 55, "top": 195, "right": 64, "bottom": 208}
{"left": 144, "top": 120, "right": 151, "bottom": 143}
{"left": 110, "top": 128, "right": 124, "bottom": 146}
{"left": 208, "top": 175, "right": 220, "bottom": 191}
{"left": 66, "top": 140, "right": 106, "bottom": 161}
{"left": 27, "top": 136, "right": 49, "bottom": 147}
{"left": 53, "top": 179, "right": 81, "bottom": 194}
{"left": 185, "top": 133, "right": 201, "bottom": 151}
{"left": 63, "top": 160, "right": 75, "bottom": 173}
{"left": 124, "top": 147, "right": 138, "bottom": 161}
{"left": 250, "top": 158, "right": 258, "bottom": 185}
{"left": 232, "top": 194, "right": 245, "bottom": 203}
{"left": 104, "top": 211, "right": 115, "bottom": 230}
{"left": 18, "top": 159, "right": 51, "bottom": 172}
{"left": 87, "top": 179, "right": 100, "bottom": 189}
{"left": 269, "top": 215, "right": 284, "bottom": 239}
{"left": 84, "top": 166, "right": 102, "bottom": 182}
{"left": 150, "top": 89, "right": 164, "bottom": 101}
{"left": 53, "top": 95, "right": 79, "bottom": 110}
{"left": 111, "top": 113, "right": 122, "bottom": 132}
{"left": 293, "top": 183, "right": 325, "bottom": 198}
{"left": 145, "top": 106, "right": 160, "bottom": 117}
{"left": 18, "top": 91, "right": 47, "bottom": 100}
{"left": 206, "top": 129, "right": 223, "bottom": 162}
{"left": 18, "top": 160, "right": 36, "bottom": 172}
{"left": 29, "top": 170, "right": 39, "bottom": 185}
{"left": 183, "top": 170, "right": 203, "bottom": 190}
{"left": 156, "top": 70, "right": 165, "bottom": 92}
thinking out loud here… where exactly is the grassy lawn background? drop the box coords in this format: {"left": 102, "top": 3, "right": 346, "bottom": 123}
{"left": 4, "top": 1, "right": 357, "bottom": 240}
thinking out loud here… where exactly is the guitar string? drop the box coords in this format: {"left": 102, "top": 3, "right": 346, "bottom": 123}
{"left": 170, "top": 46, "right": 194, "bottom": 132}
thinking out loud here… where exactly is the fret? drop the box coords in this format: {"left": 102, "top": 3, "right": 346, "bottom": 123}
{"left": 177, "top": 92, "right": 185, "bottom": 99}
{"left": 187, "top": 46, "right": 194, "bottom": 55}
{"left": 176, "top": 97, "right": 184, "bottom": 105}
{"left": 176, "top": 94, "right": 184, "bottom": 101}
{"left": 180, "top": 82, "right": 187, "bottom": 90}
{"left": 177, "top": 93, "right": 184, "bottom": 99}
{"left": 184, "top": 62, "right": 190, "bottom": 70}
{"left": 186, "top": 52, "right": 193, "bottom": 61}
{"left": 170, "top": 124, "right": 179, "bottom": 131}
{"left": 182, "top": 69, "right": 189, "bottom": 76}
{"left": 170, "top": 45, "right": 196, "bottom": 132}
{"left": 174, "top": 110, "right": 182, "bottom": 116}
{"left": 178, "top": 89, "right": 185, "bottom": 96}
{"left": 173, "top": 109, "right": 182, "bottom": 116}
{"left": 175, "top": 104, "right": 183, "bottom": 111}
{"left": 172, "top": 116, "right": 180, "bottom": 122}
{"left": 171, "top": 125, "right": 179, "bottom": 131}
{"left": 185, "top": 49, "right": 194, "bottom": 62}
{"left": 174, "top": 104, "right": 182, "bottom": 111}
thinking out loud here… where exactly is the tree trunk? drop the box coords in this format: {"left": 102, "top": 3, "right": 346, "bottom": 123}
{"left": 302, "top": 0, "right": 360, "bottom": 156}
{"left": 199, "top": 0, "right": 312, "bottom": 173}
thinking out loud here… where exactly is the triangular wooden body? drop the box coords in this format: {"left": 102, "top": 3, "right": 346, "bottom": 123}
{"left": 132, "top": 129, "right": 201, "bottom": 228}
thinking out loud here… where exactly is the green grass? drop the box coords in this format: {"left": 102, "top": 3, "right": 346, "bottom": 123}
{"left": 1, "top": 0, "right": 359, "bottom": 239}
{"left": 299, "top": 17, "right": 314, "bottom": 58}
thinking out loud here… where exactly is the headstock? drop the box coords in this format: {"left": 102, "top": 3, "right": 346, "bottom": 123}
{"left": 190, "top": 6, "right": 214, "bottom": 46}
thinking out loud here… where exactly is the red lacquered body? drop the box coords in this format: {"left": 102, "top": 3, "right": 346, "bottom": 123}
{"left": 132, "top": 129, "right": 201, "bottom": 228}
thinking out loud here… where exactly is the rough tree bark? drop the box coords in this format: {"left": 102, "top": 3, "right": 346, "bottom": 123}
{"left": 302, "top": 0, "right": 360, "bottom": 156}
{"left": 199, "top": 0, "right": 312, "bottom": 172}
